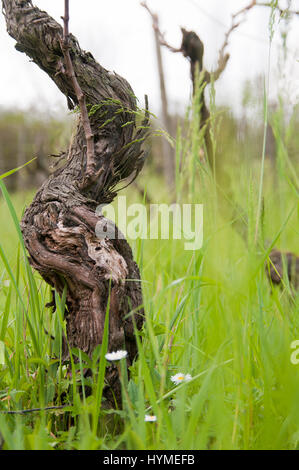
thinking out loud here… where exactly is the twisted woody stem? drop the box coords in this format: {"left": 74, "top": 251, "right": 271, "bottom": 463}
{"left": 2, "top": 0, "right": 149, "bottom": 407}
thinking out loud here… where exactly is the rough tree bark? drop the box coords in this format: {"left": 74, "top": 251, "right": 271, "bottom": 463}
{"left": 266, "top": 249, "right": 299, "bottom": 291}
{"left": 2, "top": 0, "right": 148, "bottom": 404}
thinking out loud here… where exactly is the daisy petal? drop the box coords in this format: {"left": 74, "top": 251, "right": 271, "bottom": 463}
{"left": 145, "top": 415, "right": 157, "bottom": 422}
{"left": 105, "top": 350, "right": 128, "bottom": 361}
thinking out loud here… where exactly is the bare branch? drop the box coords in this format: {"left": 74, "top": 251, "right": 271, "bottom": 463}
{"left": 157, "top": 31, "right": 182, "bottom": 53}
{"left": 142, "top": 0, "right": 256, "bottom": 85}
{"left": 256, "top": 1, "right": 299, "bottom": 16}
{"left": 209, "top": 0, "right": 256, "bottom": 83}
{"left": 141, "top": 1, "right": 182, "bottom": 53}
{"left": 0, "top": 405, "right": 70, "bottom": 415}
{"left": 232, "top": 0, "right": 257, "bottom": 20}
{"left": 140, "top": 1, "right": 176, "bottom": 188}
{"left": 60, "top": 0, "right": 98, "bottom": 188}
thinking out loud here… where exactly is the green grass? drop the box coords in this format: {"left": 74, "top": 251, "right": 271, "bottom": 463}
{"left": 0, "top": 107, "right": 299, "bottom": 450}
{"left": 0, "top": 58, "right": 299, "bottom": 449}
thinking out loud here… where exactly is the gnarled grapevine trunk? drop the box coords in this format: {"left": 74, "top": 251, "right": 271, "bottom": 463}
{"left": 2, "top": 0, "right": 148, "bottom": 404}
{"left": 178, "top": 28, "right": 230, "bottom": 170}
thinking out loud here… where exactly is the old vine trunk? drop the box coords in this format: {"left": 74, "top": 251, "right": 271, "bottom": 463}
{"left": 2, "top": 0, "right": 148, "bottom": 405}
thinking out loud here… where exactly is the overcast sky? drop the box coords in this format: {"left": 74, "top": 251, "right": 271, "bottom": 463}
{"left": 1, "top": 0, "right": 299, "bottom": 119}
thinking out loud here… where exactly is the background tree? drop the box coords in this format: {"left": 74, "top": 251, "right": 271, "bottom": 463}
{"left": 149, "top": 0, "right": 257, "bottom": 171}
{"left": 141, "top": 1, "right": 175, "bottom": 190}
{"left": 2, "top": 0, "right": 149, "bottom": 406}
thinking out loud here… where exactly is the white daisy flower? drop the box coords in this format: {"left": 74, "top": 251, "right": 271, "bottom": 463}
{"left": 105, "top": 350, "right": 128, "bottom": 361}
{"left": 145, "top": 415, "right": 157, "bottom": 422}
{"left": 170, "top": 372, "right": 192, "bottom": 385}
